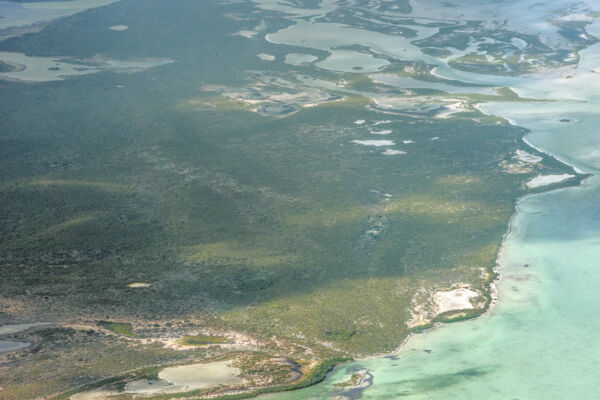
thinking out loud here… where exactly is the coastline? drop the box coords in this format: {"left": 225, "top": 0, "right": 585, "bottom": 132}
{"left": 3, "top": 0, "right": 599, "bottom": 397}
{"left": 474, "top": 102, "right": 588, "bottom": 175}
{"left": 279, "top": 96, "right": 595, "bottom": 395}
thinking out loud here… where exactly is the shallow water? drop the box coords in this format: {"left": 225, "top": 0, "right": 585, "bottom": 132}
{"left": 266, "top": 176, "right": 600, "bottom": 399}
{"left": 0, "top": 51, "right": 173, "bottom": 82}
{"left": 0, "top": 322, "right": 48, "bottom": 354}
{"left": 315, "top": 50, "right": 390, "bottom": 73}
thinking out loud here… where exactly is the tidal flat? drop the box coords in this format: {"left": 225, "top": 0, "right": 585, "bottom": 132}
{"left": 0, "top": 0, "right": 596, "bottom": 398}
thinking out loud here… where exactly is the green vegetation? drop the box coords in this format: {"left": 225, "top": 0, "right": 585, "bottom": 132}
{"left": 178, "top": 335, "right": 230, "bottom": 346}
{"left": 199, "top": 358, "right": 350, "bottom": 400}
{"left": 324, "top": 329, "right": 356, "bottom": 341}
{"left": 0, "top": 0, "right": 582, "bottom": 398}
{"left": 97, "top": 321, "right": 141, "bottom": 338}
{"left": 335, "top": 372, "right": 362, "bottom": 387}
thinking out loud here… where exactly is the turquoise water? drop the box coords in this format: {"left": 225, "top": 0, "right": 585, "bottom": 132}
{"left": 265, "top": 102, "right": 600, "bottom": 398}
{"left": 257, "top": 2, "right": 600, "bottom": 399}
{"left": 267, "top": 176, "right": 600, "bottom": 399}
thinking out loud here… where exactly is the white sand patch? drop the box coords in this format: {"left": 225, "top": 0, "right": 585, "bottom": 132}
{"left": 436, "top": 100, "right": 469, "bottom": 119}
{"left": 501, "top": 161, "right": 532, "bottom": 174}
{"left": 526, "top": 174, "right": 574, "bottom": 188}
{"left": 370, "top": 129, "right": 392, "bottom": 135}
{"left": 109, "top": 25, "right": 128, "bottom": 31}
{"left": 234, "top": 30, "right": 257, "bottom": 38}
{"left": 127, "top": 282, "right": 152, "bottom": 288}
{"left": 515, "top": 149, "right": 542, "bottom": 164}
{"left": 352, "top": 140, "right": 395, "bottom": 147}
{"left": 233, "top": 21, "right": 266, "bottom": 39}
{"left": 408, "top": 285, "right": 483, "bottom": 328}
{"left": 564, "top": 53, "right": 578, "bottom": 63}
{"left": 511, "top": 37, "right": 527, "bottom": 50}
{"left": 382, "top": 149, "right": 406, "bottom": 155}
{"left": 257, "top": 53, "right": 275, "bottom": 61}
{"left": 501, "top": 149, "right": 544, "bottom": 174}
{"left": 434, "top": 287, "right": 480, "bottom": 314}
{"left": 353, "top": 119, "right": 366, "bottom": 125}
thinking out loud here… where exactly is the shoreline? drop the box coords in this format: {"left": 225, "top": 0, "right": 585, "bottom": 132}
{"left": 474, "top": 102, "right": 588, "bottom": 175}
{"left": 309, "top": 93, "right": 595, "bottom": 379}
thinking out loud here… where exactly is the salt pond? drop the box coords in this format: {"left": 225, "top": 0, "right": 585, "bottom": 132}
{"left": 71, "top": 361, "right": 244, "bottom": 398}
{"left": 0, "top": 322, "right": 49, "bottom": 354}
{"left": 0, "top": 52, "right": 173, "bottom": 82}
{"left": 0, "top": 341, "right": 29, "bottom": 354}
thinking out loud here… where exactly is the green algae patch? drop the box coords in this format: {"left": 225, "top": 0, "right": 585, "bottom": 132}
{"left": 335, "top": 372, "right": 363, "bottom": 387}
{"left": 178, "top": 335, "right": 231, "bottom": 346}
{"left": 209, "top": 358, "right": 351, "bottom": 400}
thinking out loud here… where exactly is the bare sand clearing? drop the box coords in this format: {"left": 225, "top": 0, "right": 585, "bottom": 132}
{"left": 501, "top": 149, "right": 544, "bottom": 174}
{"left": 515, "top": 149, "right": 542, "bottom": 164}
{"left": 234, "top": 30, "right": 257, "bottom": 38}
{"left": 434, "top": 287, "right": 480, "bottom": 314}
{"left": 526, "top": 174, "right": 574, "bottom": 188}
{"left": 435, "top": 100, "right": 469, "bottom": 118}
{"left": 382, "top": 149, "right": 406, "bottom": 155}
{"left": 408, "top": 286, "right": 481, "bottom": 328}
{"left": 284, "top": 53, "right": 318, "bottom": 66}
{"left": 126, "top": 282, "right": 152, "bottom": 288}
{"left": 370, "top": 129, "right": 392, "bottom": 135}
{"left": 257, "top": 53, "right": 275, "bottom": 61}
